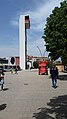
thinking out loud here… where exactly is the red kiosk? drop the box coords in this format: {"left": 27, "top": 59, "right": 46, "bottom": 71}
{"left": 38, "top": 61, "right": 48, "bottom": 75}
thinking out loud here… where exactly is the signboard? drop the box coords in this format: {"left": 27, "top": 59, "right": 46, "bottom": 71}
{"left": 25, "top": 16, "right": 30, "bottom": 29}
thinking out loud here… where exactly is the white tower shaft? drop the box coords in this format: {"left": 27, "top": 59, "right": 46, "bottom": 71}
{"left": 19, "top": 15, "right": 26, "bottom": 70}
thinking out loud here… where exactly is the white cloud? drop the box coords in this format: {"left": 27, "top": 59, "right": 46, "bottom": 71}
{"left": 26, "top": 0, "right": 63, "bottom": 56}
{"left": 0, "top": 45, "right": 19, "bottom": 58}
{"left": 28, "top": 36, "right": 48, "bottom": 57}
{"left": 29, "top": 0, "right": 64, "bottom": 31}
{"left": 10, "top": 0, "right": 64, "bottom": 57}
{"left": 10, "top": 20, "right": 19, "bottom": 26}
{"left": 11, "top": 0, "right": 64, "bottom": 32}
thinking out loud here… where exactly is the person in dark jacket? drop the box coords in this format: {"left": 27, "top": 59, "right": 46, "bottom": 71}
{"left": 0, "top": 70, "right": 5, "bottom": 90}
{"left": 50, "top": 65, "right": 58, "bottom": 88}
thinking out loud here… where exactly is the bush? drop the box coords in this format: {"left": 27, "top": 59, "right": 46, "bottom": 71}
{"left": 33, "top": 61, "right": 38, "bottom": 68}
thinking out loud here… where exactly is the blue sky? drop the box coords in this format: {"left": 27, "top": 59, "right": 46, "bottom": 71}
{"left": 0, "top": 0, "right": 64, "bottom": 58}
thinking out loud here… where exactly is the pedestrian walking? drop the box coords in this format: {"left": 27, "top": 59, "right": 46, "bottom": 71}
{"left": 0, "top": 69, "right": 5, "bottom": 90}
{"left": 50, "top": 65, "right": 58, "bottom": 88}
{"left": 15, "top": 67, "right": 18, "bottom": 74}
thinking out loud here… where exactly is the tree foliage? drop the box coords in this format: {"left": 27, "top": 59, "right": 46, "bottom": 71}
{"left": 43, "top": 1, "right": 67, "bottom": 65}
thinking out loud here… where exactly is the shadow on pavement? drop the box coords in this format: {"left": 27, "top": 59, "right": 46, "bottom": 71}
{"left": 0, "top": 104, "right": 7, "bottom": 111}
{"left": 33, "top": 95, "right": 67, "bottom": 119}
{"left": 3, "top": 88, "right": 9, "bottom": 91}
{"left": 58, "top": 74, "right": 67, "bottom": 80}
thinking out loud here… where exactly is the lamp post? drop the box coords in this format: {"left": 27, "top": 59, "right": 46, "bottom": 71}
{"left": 37, "top": 46, "right": 42, "bottom": 57}
{"left": 37, "top": 46, "right": 46, "bottom": 57}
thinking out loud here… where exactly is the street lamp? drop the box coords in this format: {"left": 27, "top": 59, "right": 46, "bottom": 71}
{"left": 37, "top": 46, "right": 46, "bottom": 57}
{"left": 37, "top": 46, "right": 42, "bottom": 56}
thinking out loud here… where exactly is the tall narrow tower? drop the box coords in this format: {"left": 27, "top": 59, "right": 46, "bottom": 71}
{"left": 19, "top": 15, "right": 30, "bottom": 70}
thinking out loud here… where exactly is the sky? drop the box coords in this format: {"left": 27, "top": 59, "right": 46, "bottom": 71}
{"left": 0, "top": 0, "right": 64, "bottom": 58}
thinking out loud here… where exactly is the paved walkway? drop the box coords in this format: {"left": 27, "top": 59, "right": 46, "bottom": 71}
{"left": 0, "top": 69, "right": 67, "bottom": 119}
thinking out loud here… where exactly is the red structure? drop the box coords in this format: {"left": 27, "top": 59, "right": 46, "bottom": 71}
{"left": 15, "top": 57, "right": 20, "bottom": 66}
{"left": 25, "top": 16, "right": 30, "bottom": 29}
{"left": 38, "top": 61, "right": 48, "bottom": 75}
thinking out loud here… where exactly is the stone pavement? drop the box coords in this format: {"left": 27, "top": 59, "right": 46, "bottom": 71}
{"left": 0, "top": 69, "right": 67, "bottom": 119}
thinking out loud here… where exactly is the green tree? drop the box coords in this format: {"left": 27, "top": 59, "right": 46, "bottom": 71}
{"left": 33, "top": 61, "right": 38, "bottom": 68}
{"left": 43, "top": 1, "right": 67, "bottom": 65}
